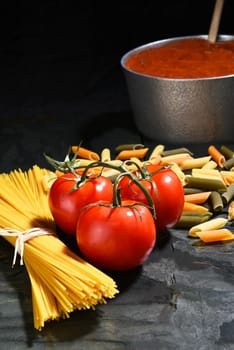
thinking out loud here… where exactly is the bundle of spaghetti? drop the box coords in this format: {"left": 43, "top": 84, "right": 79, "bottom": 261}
{"left": 0, "top": 165, "right": 118, "bottom": 330}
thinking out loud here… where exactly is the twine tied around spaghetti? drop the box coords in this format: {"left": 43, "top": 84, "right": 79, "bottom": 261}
{"left": 0, "top": 227, "right": 54, "bottom": 267}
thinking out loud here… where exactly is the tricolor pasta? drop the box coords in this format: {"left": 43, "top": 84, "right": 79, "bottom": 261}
{"left": 64, "top": 143, "right": 234, "bottom": 243}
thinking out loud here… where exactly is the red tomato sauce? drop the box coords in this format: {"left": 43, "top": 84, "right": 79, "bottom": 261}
{"left": 125, "top": 38, "right": 234, "bottom": 78}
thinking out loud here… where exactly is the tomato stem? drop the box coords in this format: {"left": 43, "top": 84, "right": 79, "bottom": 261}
{"left": 44, "top": 152, "right": 81, "bottom": 173}
{"left": 112, "top": 172, "right": 129, "bottom": 207}
{"left": 44, "top": 154, "right": 156, "bottom": 218}
{"left": 79, "top": 161, "right": 156, "bottom": 218}
{"left": 112, "top": 171, "right": 156, "bottom": 218}
{"left": 141, "top": 164, "right": 172, "bottom": 180}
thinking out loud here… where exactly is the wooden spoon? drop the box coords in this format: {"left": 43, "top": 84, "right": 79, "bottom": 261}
{"left": 208, "top": 0, "right": 225, "bottom": 42}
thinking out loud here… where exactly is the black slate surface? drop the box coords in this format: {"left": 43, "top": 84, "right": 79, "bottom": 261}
{"left": 0, "top": 219, "right": 233, "bottom": 349}
{"left": 0, "top": 1, "right": 234, "bottom": 349}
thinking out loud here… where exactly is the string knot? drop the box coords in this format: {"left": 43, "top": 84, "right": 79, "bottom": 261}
{"left": 0, "top": 227, "right": 54, "bottom": 267}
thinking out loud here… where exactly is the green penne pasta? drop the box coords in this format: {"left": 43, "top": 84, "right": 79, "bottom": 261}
{"left": 223, "top": 157, "right": 234, "bottom": 170}
{"left": 174, "top": 213, "right": 211, "bottom": 229}
{"left": 180, "top": 211, "right": 213, "bottom": 218}
{"left": 185, "top": 176, "right": 227, "bottom": 192}
{"left": 115, "top": 144, "right": 145, "bottom": 153}
{"left": 161, "top": 147, "right": 193, "bottom": 157}
{"left": 209, "top": 191, "right": 224, "bottom": 212}
{"left": 220, "top": 145, "right": 234, "bottom": 159}
{"left": 183, "top": 188, "right": 204, "bottom": 195}
{"left": 221, "top": 183, "right": 234, "bottom": 206}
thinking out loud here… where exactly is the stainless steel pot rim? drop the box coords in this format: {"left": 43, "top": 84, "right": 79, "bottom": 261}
{"left": 121, "top": 34, "right": 234, "bottom": 81}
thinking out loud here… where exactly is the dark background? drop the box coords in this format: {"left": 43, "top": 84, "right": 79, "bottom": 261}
{"left": 0, "top": 0, "right": 233, "bottom": 172}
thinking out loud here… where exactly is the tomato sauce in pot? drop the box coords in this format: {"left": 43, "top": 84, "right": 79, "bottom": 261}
{"left": 125, "top": 38, "right": 234, "bottom": 79}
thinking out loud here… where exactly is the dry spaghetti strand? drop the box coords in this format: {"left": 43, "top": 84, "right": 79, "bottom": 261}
{"left": 0, "top": 165, "right": 118, "bottom": 330}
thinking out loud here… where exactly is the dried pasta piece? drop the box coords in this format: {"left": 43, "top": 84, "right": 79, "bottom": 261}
{"left": 71, "top": 145, "right": 100, "bottom": 161}
{"left": 183, "top": 202, "right": 209, "bottom": 212}
{"left": 220, "top": 145, "right": 234, "bottom": 159}
{"left": 191, "top": 168, "right": 224, "bottom": 181}
{"left": 201, "top": 160, "right": 218, "bottom": 169}
{"left": 160, "top": 153, "right": 193, "bottom": 166}
{"left": 125, "top": 157, "right": 143, "bottom": 172}
{"left": 115, "top": 148, "right": 149, "bottom": 160}
{"left": 161, "top": 147, "right": 193, "bottom": 157}
{"left": 180, "top": 156, "right": 211, "bottom": 171}
{"left": 196, "top": 229, "right": 234, "bottom": 243}
{"left": 208, "top": 145, "right": 225, "bottom": 168}
{"left": 228, "top": 201, "right": 234, "bottom": 220}
{"left": 188, "top": 217, "right": 228, "bottom": 237}
{"left": 148, "top": 155, "right": 162, "bottom": 165}
{"left": 175, "top": 212, "right": 212, "bottom": 229}
{"left": 76, "top": 159, "right": 99, "bottom": 167}
{"left": 209, "top": 191, "right": 224, "bottom": 212}
{"left": 220, "top": 170, "right": 234, "bottom": 185}
{"left": 184, "top": 191, "right": 211, "bottom": 204}
{"left": 104, "top": 160, "right": 123, "bottom": 167}
{"left": 101, "top": 168, "right": 120, "bottom": 182}
{"left": 148, "top": 144, "right": 165, "bottom": 159}
{"left": 221, "top": 183, "right": 234, "bottom": 205}
{"left": 185, "top": 175, "right": 227, "bottom": 192}
{"left": 115, "top": 144, "right": 145, "bottom": 153}
{"left": 184, "top": 188, "right": 204, "bottom": 195}
{"left": 169, "top": 163, "right": 186, "bottom": 186}
{"left": 98, "top": 159, "right": 123, "bottom": 174}
{"left": 223, "top": 157, "right": 234, "bottom": 170}
{"left": 101, "top": 148, "right": 111, "bottom": 162}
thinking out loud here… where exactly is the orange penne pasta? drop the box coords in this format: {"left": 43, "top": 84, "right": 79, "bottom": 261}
{"left": 220, "top": 171, "right": 234, "bottom": 186}
{"left": 184, "top": 191, "right": 211, "bottom": 204}
{"left": 115, "top": 148, "right": 149, "bottom": 160}
{"left": 208, "top": 145, "right": 225, "bottom": 168}
{"left": 221, "top": 174, "right": 234, "bottom": 186}
{"left": 196, "top": 229, "right": 234, "bottom": 243}
{"left": 183, "top": 202, "right": 209, "bottom": 212}
{"left": 72, "top": 146, "right": 100, "bottom": 161}
{"left": 160, "top": 154, "right": 193, "bottom": 166}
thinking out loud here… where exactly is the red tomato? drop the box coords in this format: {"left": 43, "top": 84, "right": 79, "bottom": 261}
{"left": 76, "top": 200, "right": 156, "bottom": 271}
{"left": 49, "top": 173, "right": 113, "bottom": 235}
{"left": 118, "top": 165, "right": 184, "bottom": 232}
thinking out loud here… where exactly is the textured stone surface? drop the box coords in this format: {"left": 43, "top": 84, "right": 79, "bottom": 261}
{"left": 0, "top": 216, "right": 233, "bottom": 349}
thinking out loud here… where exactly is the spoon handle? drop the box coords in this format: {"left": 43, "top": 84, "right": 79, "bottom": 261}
{"left": 208, "top": 0, "right": 225, "bottom": 42}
